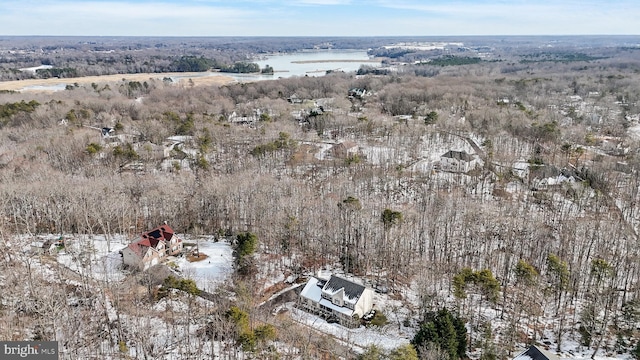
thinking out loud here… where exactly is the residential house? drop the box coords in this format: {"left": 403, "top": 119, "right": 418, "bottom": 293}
{"left": 332, "top": 141, "right": 360, "bottom": 158}
{"left": 439, "top": 150, "right": 481, "bottom": 173}
{"left": 288, "top": 94, "right": 303, "bottom": 104}
{"left": 513, "top": 345, "right": 558, "bottom": 360}
{"left": 348, "top": 88, "right": 369, "bottom": 99}
{"left": 228, "top": 111, "right": 258, "bottom": 124}
{"left": 529, "top": 165, "right": 576, "bottom": 191}
{"left": 531, "top": 174, "right": 575, "bottom": 191}
{"left": 569, "top": 95, "right": 583, "bottom": 103}
{"left": 228, "top": 109, "right": 272, "bottom": 125}
{"left": 101, "top": 127, "right": 115, "bottom": 137}
{"left": 512, "top": 160, "right": 530, "bottom": 179}
{"left": 121, "top": 224, "right": 183, "bottom": 271}
{"left": 291, "top": 109, "right": 307, "bottom": 123}
{"left": 298, "top": 275, "right": 374, "bottom": 328}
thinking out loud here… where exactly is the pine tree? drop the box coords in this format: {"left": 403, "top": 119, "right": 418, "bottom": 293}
{"left": 412, "top": 307, "right": 467, "bottom": 360}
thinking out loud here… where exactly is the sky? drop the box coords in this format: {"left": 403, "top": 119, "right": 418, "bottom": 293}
{"left": 0, "top": 0, "right": 638, "bottom": 37}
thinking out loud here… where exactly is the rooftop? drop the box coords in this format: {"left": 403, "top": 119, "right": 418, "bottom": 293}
{"left": 513, "top": 345, "right": 558, "bottom": 360}
{"left": 300, "top": 277, "right": 356, "bottom": 317}
{"left": 442, "top": 150, "right": 475, "bottom": 162}
{"left": 323, "top": 275, "right": 366, "bottom": 302}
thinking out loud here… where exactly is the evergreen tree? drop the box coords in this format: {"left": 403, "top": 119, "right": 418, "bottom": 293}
{"left": 412, "top": 307, "right": 467, "bottom": 360}
{"left": 234, "top": 232, "right": 258, "bottom": 263}
{"left": 234, "top": 232, "right": 258, "bottom": 276}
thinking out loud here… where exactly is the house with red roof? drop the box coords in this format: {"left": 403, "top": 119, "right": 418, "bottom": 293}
{"left": 121, "top": 224, "right": 183, "bottom": 270}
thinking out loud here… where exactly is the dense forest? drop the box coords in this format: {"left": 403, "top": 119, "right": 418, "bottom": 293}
{"left": 1, "top": 36, "right": 640, "bottom": 359}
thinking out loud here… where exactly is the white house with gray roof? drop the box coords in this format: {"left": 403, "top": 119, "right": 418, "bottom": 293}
{"left": 298, "top": 275, "right": 373, "bottom": 328}
{"left": 440, "top": 150, "right": 481, "bottom": 173}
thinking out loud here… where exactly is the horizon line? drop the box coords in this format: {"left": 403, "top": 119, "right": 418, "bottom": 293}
{"left": 1, "top": 34, "right": 640, "bottom": 37}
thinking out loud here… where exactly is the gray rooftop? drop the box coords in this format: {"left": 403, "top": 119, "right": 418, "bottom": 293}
{"left": 323, "top": 275, "right": 366, "bottom": 301}
{"left": 513, "top": 345, "right": 558, "bottom": 360}
{"left": 442, "top": 150, "right": 475, "bottom": 162}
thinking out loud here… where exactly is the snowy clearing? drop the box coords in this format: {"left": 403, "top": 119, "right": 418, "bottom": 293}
{"left": 174, "top": 238, "right": 234, "bottom": 292}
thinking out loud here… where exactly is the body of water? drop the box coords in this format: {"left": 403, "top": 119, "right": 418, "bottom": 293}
{"left": 254, "top": 49, "right": 380, "bottom": 78}
{"left": 21, "top": 83, "right": 68, "bottom": 92}
{"left": 11, "top": 50, "right": 380, "bottom": 91}
{"left": 169, "top": 50, "right": 379, "bottom": 83}
{"left": 215, "top": 49, "right": 380, "bottom": 82}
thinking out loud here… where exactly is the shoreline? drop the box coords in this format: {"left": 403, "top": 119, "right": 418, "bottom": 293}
{"left": 290, "top": 59, "right": 381, "bottom": 64}
{"left": 0, "top": 72, "right": 236, "bottom": 92}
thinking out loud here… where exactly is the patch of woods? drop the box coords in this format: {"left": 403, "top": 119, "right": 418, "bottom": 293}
{"left": 2, "top": 37, "right": 640, "bottom": 358}
{"left": 0, "top": 99, "right": 39, "bottom": 125}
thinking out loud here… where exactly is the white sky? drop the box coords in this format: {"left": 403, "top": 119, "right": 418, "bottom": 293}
{"left": 0, "top": 0, "right": 638, "bottom": 36}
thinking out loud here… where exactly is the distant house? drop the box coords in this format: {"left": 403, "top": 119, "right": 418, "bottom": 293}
{"left": 512, "top": 160, "right": 530, "bottom": 179}
{"left": 101, "top": 127, "right": 115, "bottom": 137}
{"left": 513, "top": 345, "right": 558, "bottom": 360}
{"left": 298, "top": 275, "right": 374, "bottom": 328}
{"left": 568, "top": 95, "right": 583, "bottom": 103}
{"left": 528, "top": 165, "right": 576, "bottom": 191}
{"left": 228, "top": 111, "right": 258, "bottom": 124}
{"left": 531, "top": 174, "right": 575, "bottom": 191}
{"left": 348, "top": 88, "right": 369, "bottom": 99}
{"left": 288, "top": 94, "right": 303, "bottom": 104}
{"left": 121, "top": 224, "right": 183, "bottom": 271}
{"left": 439, "top": 150, "right": 481, "bottom": 173}
{"left": 229, "top": 109, "right": 272, "bottom": 124}
{"left": 291, "top": 109, "right": 307, "bottom": 123}
{"left": 332, "top": 141, "right": 360, "bottom": 158}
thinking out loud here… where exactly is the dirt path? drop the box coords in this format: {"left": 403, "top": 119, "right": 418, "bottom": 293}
{"left": 0, "top": 72, "right": 236, "bottom": 92}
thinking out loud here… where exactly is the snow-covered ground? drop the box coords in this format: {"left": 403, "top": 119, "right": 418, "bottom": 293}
{"left": 19, "top": 64, "right": 53, "bottom": 73}
{"left": 307, "top": 141, "right": 333, "bottom": 160}
{"left": 55, "top": 234, "right": 129, "bottom": 282}
{"left": 14, "top": 231, "right": 634, "bottom": 359}
{"left": 174, "top": 239, "right": 234, "bottom": 292}
{"left": 27, "top": 233, "right": 233, "bottom": 293}
{"left": 290, "top": 306, "right": 411, "bottom": 353}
